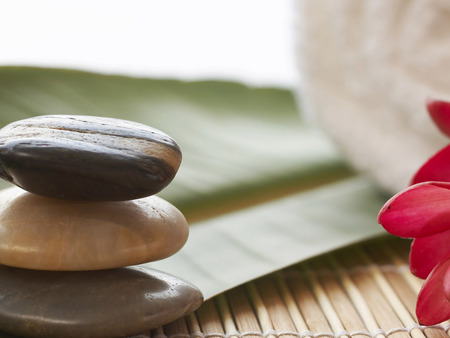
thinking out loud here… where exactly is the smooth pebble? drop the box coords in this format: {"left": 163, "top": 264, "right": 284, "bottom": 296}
{"left": 0, "top": 186, "right": 189, "bottom": 271}
{"left": 0, "top": 265, "right": 203, "bottom": 338}
{"left": 0, "top": 115, "right": 182, "bottom": 201}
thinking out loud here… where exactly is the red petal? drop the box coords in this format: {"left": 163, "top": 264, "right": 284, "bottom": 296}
{"left": 444, "top": 267, "right": 450, "bottom": 302}
{"left": 410, "top": 229, "right": 450, "bottom": 279}
{"left": 412, "top": 145, "right": 450, "bottom": 184}
{"left": 416, "top": 255, "right": 450, "bottom": 325}
{"left": 427, "top": 100, "right": 450, "bottom": 138}
{"left": 378, "top": 181, "right": 450, "bottom": 237}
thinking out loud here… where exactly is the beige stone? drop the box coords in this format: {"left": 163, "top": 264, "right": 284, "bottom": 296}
{"left": 0, "top": 187, "right": 189, "bottom": 271}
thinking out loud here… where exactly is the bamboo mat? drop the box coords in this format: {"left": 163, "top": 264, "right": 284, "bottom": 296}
{"left": 134, "top": 235, "right": 449, "bottom": 338}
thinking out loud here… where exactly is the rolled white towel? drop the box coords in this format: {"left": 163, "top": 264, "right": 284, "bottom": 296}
{"left": 296, "top": 0, "right": 450, "bottom": 194}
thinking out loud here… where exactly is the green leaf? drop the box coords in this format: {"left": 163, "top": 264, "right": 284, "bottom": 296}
{"left": 0, "top": 66, "right": 387, "bottom": 299}
{"left": 147, "top": 177, "right": 387, "bottom": 299}
{"left": 0, "top": 67, "right": 350, "bottom": 213}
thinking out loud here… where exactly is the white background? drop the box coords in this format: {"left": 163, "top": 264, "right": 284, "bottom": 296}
{"left": 0, "top": 0, "right": 298, "bottom": 89}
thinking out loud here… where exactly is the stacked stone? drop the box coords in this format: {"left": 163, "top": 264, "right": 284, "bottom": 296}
{"left": 0, "top": 115, "right": 203, "bottom": 338}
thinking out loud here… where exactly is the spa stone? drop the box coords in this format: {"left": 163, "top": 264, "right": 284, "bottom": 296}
{"left": 0, "top": 115, "right": 182, "bottom": 201}
{"left": 0, "top": 186, "right": 189, "bottom": 271}
{"left": 0, "top": 265, "right": 203, "bottom": 338}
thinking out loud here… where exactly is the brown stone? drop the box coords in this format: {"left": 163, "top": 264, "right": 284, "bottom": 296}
{"left": 0, "top": 187, "right": 189, "bottom": 271}
{"left": 0, "top": 115, "right": 182, "bottom": 201}
{"left": 0, "top": 265, "right": 203, "bottom": 337}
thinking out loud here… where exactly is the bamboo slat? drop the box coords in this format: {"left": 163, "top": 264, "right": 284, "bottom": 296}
{"left": 142, "top": 236, "right": 449, "bottom": 338}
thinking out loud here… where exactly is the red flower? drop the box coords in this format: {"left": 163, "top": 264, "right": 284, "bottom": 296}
{"left": 378, "top": 100, "right": 450, "bottom": 325}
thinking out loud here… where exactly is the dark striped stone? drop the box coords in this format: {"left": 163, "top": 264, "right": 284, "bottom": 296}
{"left": 0, "top": 115, "right": 182, "bottom": 201}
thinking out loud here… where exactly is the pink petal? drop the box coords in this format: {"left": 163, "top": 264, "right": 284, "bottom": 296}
{"left": 416, "top": 255, "right": 450, "bottom": 325}
{"left": 412, "top": 145, "right": 450, "bottom": 184}
{"left": 427, "top": 99, "right": 450, "bottom": 138}
{"left": 410, "top": 229, "right": 450, "bottom": 279}
{"left": 378, "top": 181, "right": 450, "bottom": 237}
